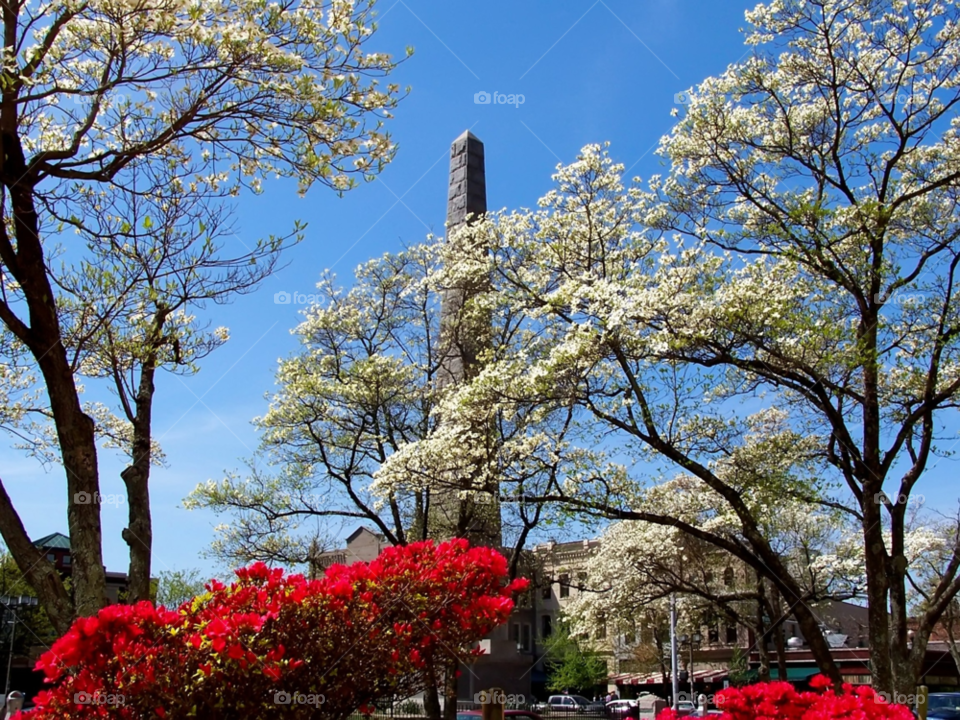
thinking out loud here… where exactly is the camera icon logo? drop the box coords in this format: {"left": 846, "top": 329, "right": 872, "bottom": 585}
{"left": 674, "top": 90, "right": 692, "bottom": 105}
{"left": 74, "top": 692, "right": 92, "bottom": 705}
{"left": 274, "top": 291, "right": 291, "bottom": 305}
{"left": 474, "top": 91, "right": 492, "bottom": 105}
{"left": 274, "top": 692, "right": 292, "bottom": 705}
{"left": 74, "top": 491, "right": 92, "bottom": 505}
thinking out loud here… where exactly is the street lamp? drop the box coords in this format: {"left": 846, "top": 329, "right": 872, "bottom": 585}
{"left": 0, "top": 596, "right": 37, "bottom": 697}
{"left": 678, "top": 633, "right": 702, "bottom": 702}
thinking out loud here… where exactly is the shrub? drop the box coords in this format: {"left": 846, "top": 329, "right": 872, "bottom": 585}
{"left": 656, "top": 676, "right": 914, "bottom": 720}
{"left": 26, "top": 539, "right": 527, "bottom": 719}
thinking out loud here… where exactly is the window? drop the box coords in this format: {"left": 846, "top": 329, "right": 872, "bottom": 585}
{"left": 597, "top": 614, "right": 607, "bottom": 640}
{"left": 46, "top": 553, "right": 55, "bottom": 562}
{"left": 520, "top": 623, "right": 531, "bottom": 652}
{"left": 559, "top": 574, "right": 570, "bottom": 598}
{"left": 577, "top": 572, "right": 587, "bottom": 592}
{"left": 726, "top": 625, "right": 738, "bottom": 644}
{"left": 62, "top": 554, "right": 71, "bottom": 566}
{"left": 511, "top": 623, "right": 520, "bottom": 644}
{"left": 723, "top": 567, "right": 735, "bottom": 587}
{"left": 542, "top": 614, "right": 553, "bottom": 638}
{"left": 708, "top": 626, "right": 719, "bottom": 644}
{"left": 542, "top": 583, "right": 552, "bottom": 600}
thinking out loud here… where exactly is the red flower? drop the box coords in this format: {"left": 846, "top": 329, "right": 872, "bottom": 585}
{"left": 28, "top": 539, "right": 523, "bottom": 720}
{"left": 662, "top": 679, "right": 914, "bottom": 720}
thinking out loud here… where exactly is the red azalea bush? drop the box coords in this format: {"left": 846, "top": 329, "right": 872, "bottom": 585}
{"left": 656, "top": 676, "right": 914, "bottom": 720}
{"left": 26, "top": 539, "right": 527, "bottom": 720}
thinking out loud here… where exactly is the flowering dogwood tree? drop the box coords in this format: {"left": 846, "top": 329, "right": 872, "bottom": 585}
{"left": 376, "top": 0, "right": 960, "bottom": 695}
{"left": 27, "top": 539, "right": 527, "bottom": 719}
{"left": 564, "top": 478, "right": 871, "bottom": 680}
{"left": 0, "top": 0, "right": 405, "bottom": 631}
{"left": 187, "top": 241, "right": 567, "bottom": 573}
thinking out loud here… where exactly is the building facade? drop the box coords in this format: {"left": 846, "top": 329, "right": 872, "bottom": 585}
{"left": 34, "top": 532, "right": 135, "bottom": 604}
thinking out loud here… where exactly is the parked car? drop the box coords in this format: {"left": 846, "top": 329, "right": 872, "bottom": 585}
{"left": 536, "top": 696, "right": 604, "bottom": 715}
{"left": 927, "top": 693, "right": 960, "bottom": 719}
{"left": 605, "top": 699, "right": 640, "bottom": 720}
{"left": 584, "top": 699, "right": 607, "bottom": 714}
{"left": 458, "top": 711, "right": 543, "bottom": 720}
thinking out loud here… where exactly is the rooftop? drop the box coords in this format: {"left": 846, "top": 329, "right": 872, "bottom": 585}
{"left": 33, "top": 532, "right": 70, "bottom": 550}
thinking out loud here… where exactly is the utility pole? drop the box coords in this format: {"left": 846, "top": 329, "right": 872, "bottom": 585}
{"left": 0, "top": 596, "right": 38, "bottom": 697}
{"left": 670, "top": 594, "right": 679, "bottom": 710}
{"left": 3, "top": 608, "right": 14, "bottom": 698}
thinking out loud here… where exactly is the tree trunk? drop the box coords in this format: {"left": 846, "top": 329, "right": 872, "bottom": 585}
{"left": 769, "top": 584, "right": 788, "bottom": 680}
{"left": 121, "top": 363, "right": 156, "bottom": 603}
{"left": 791, "top": 601, "right": 844, "bottom": 687}
{"left": 423, "top": 663, "right": 442, "bottom": 720}
{"left": 755, "top": 582, "right": 770, "bottom": 682}
{"left": 887, "top": 502, "right": 918, "bottom": 696}
{"left": 0, "top": 479, "right": 74, "bottom": 633}
{"left": 862, "top": 500, "right": 893, "bottom": 694}
{"left": 0, "top": 133, "right": 106, "bottom": 621}
{"left": 443, "top": 657, "right": 459, "bottom": 720}
{"left": 860, "top": 308, "right": 894, "bottom": 694}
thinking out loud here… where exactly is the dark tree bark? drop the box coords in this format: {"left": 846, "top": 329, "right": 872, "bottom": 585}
{"left": 0, "top": 129, "right": 106, "bottom": 626}
{"left": 755, "top": 575, "right": 770, "bottom": 683}
{"left": 120, "top": 360, "right": 156, "bottom": 603}
{"left": 423, "top": 662, "right": 442, "bottom": 720}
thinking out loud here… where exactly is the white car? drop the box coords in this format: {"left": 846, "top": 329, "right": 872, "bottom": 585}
{"left": 605, "top": 699, "right": 639, "bottom": 719}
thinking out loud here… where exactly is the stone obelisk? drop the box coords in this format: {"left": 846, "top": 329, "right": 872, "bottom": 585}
{"left": 431, "top": 130, "right": 501, "bottom": 548}
{"left": 446, "top": 130, "right": 486, "bottom": 230}
{"left": 438, "top": 130, "right": 487, "bottom": 385}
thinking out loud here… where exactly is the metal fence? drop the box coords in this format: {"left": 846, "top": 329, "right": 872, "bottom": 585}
{"left": 346, "top": 699, "right": 617, "bottom": 720}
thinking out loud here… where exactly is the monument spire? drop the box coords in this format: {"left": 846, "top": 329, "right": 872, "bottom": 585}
{"left": 438, "top": 129, "right": 488, "bottom": 387}
{"left": 431, "top": 130, "right": 501, "bottom": 547}
{"left": 446, "top": 130, "right": 486, "bottom": 230}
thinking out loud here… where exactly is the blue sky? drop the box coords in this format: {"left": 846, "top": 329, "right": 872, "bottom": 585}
{"left": 8, "top": 0, "right": 957, "bottom": 582}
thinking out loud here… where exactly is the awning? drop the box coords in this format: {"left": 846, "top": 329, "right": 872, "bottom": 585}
{"left": 768, "top": 668, "right": 819, "bottom": 681}
{"left": 611, "top": 668, "right": 729, "bottom": 686}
